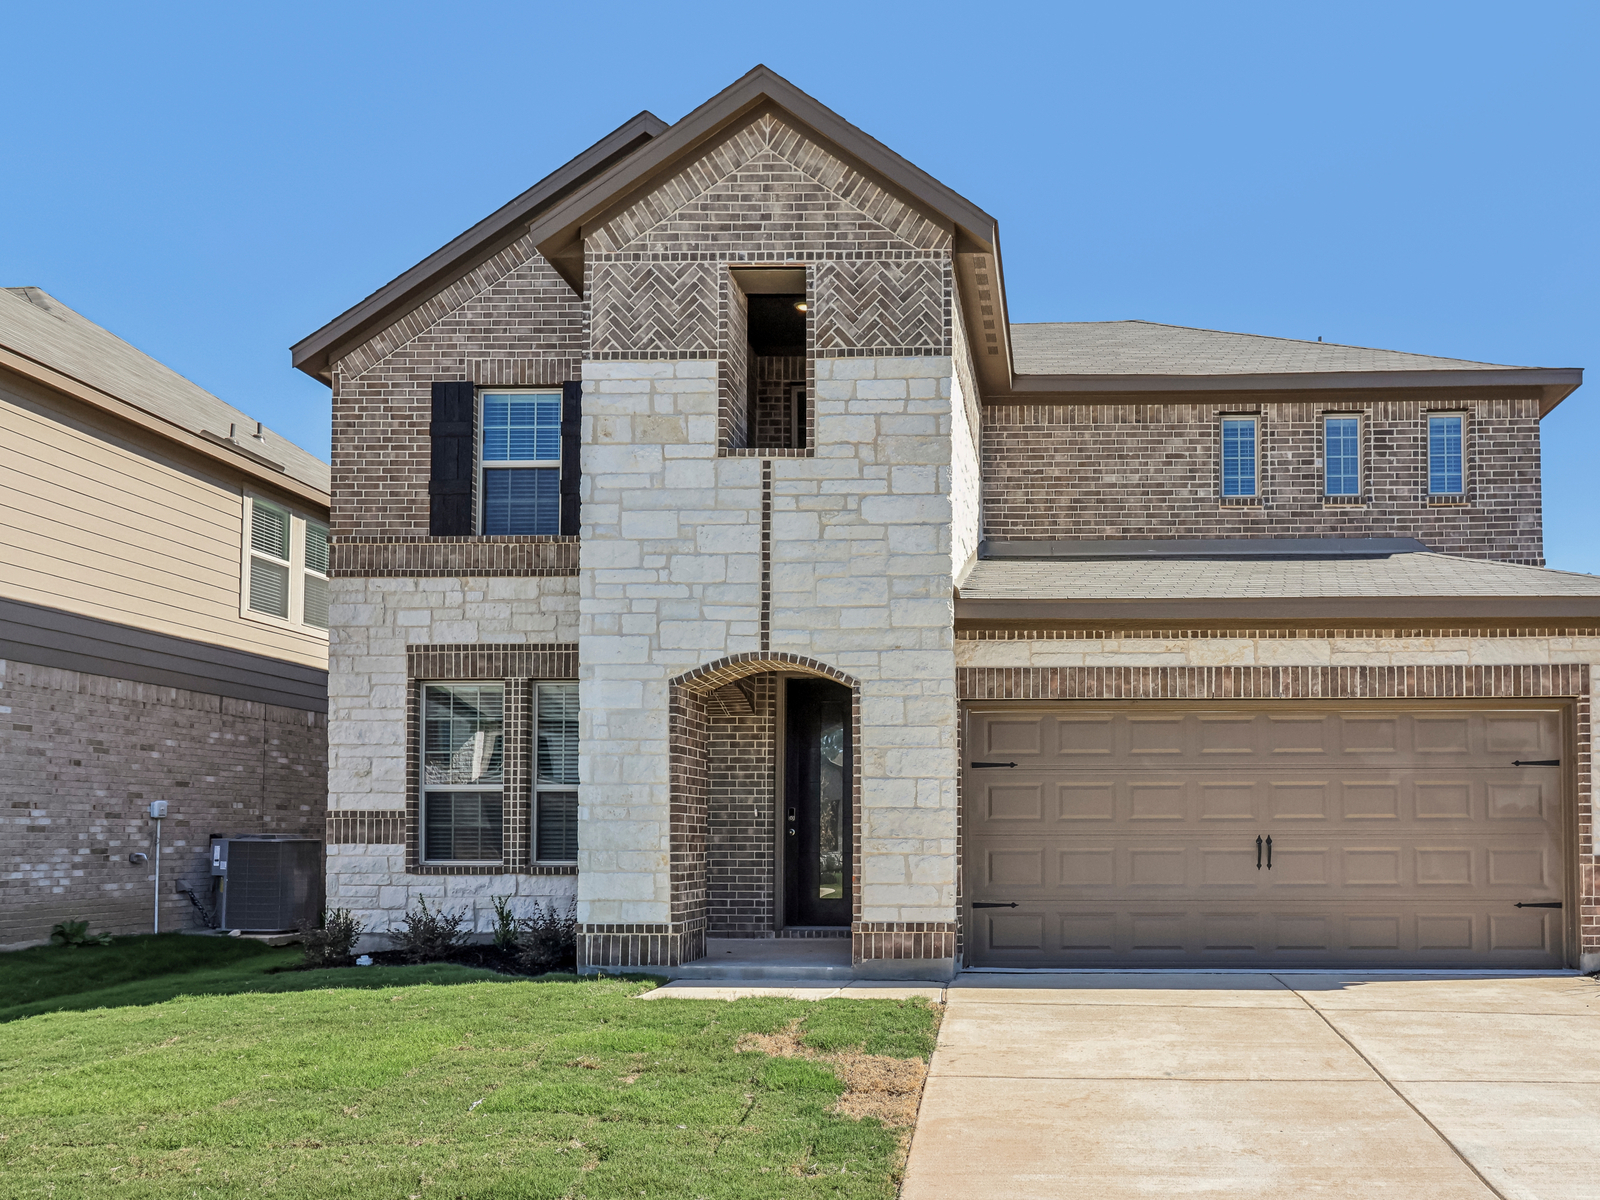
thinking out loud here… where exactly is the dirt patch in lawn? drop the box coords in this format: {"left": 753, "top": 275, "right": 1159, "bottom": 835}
{"left": 738, "top": 1018, "right": 932, "bottom": 1128}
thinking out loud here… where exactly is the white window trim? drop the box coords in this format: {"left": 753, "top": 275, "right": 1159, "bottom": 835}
{"left": 239, "top": 490, "right": 330, "bottom": 639}
{"left": 1219, "top": 414, "right": 1260, "bottom": 499}
{"left": 475, "top": 388, "right": 563, "bottom": 536}
{"left": 533, "top": 680, "right": 579, "bottom": 865}
{"left": 419, "top": 679, "right": 506, "bottom": 867}
{"left": 1426, "top": 411, "right": 1468, "bottom": 498}
{"left": 1322, "top": 413, "right": 1364, "bottom": 498}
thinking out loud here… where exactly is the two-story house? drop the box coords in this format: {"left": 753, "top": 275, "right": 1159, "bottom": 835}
{"left": 1, "top": 287, "right": 329, "bottom": 946}
{"left": 295, "top": 66, "right": 1596, "bottom": 977}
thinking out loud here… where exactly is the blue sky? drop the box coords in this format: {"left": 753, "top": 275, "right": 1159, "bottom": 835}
{"left": 4, "top": 3, "right": 1595, "bottom": 567}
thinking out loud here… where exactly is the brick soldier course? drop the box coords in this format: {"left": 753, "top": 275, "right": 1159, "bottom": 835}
{"left": 294, "top": 66, "right": 1596, "bottom": 975}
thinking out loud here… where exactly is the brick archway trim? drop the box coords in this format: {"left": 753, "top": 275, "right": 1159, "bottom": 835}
{"left": 671, "top": 652, "right": 859, "bottom": 694}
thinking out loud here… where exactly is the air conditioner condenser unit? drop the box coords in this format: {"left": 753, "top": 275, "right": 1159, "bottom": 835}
{"left": 210, "top": 835, "right": 322, "bottom": 932}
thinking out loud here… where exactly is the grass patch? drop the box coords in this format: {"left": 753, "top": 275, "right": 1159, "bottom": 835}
{"left": 0, "top": 941, "right": 939, "bottom": 1198}
{"left": 0, "top": 934, "right": 511, "bottom": 1023}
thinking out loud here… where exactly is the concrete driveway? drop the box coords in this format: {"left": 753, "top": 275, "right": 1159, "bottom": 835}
{"left": 901, "top": 972, "right": 1600, "bottom": 1200}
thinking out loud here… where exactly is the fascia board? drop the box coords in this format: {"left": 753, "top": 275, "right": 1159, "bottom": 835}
{"left": 998, "top": 366, "right": 1583, "bottom": 400}
{"left": 0, "top": 347, "right": 330, "bottom": 510}
{"left": 290, "top": 111, "right": 668, "bottom": 382}
{"left": 955, "top": 596, "right": 1600, "bottom": 622}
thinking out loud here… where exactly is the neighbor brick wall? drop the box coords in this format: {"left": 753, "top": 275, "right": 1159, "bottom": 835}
{"left": 329, "top": 235, "right": 585, "bottom": 538}
{"left": 0, "top": 658, "right": 325, "bottom": 945}
{"left": 983, "top": 395, "right": 1544, "bottom": 563}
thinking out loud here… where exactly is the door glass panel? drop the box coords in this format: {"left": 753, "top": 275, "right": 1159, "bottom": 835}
{"left": 818, "top": 718, "right": 845, "bottom": 899}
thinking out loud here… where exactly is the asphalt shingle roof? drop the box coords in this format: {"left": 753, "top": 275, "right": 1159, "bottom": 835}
{"left": 1, "top": 287, "right": 329, "bottom": 494}
{"left": 1010, "top": 320, "right": 1532, "bottom": 378}
{"left": 960, "top": 553, "right": 1600, "bottom": 601}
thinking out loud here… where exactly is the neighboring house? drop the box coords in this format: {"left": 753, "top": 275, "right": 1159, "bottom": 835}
{"left": 294, "top": 66, "right": 1596, "bottom": 977}
{"left": 0, "top": 287, "right": 329, "bottom": 946}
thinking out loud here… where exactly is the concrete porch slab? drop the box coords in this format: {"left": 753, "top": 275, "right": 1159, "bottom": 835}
{"left": 657, "top": 937, "right": 854, "bottom": 982}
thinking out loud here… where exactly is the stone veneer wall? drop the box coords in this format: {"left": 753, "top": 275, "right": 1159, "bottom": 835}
{"left": 982, "top": 395, "right": 1544, "bottom": 563}
{"left": 0, "top": 658, "right": 325, "bottom": 946}
{"left": 577, "top": 356, "right": 961, "bottom": 970}
{"left": 954, "top": 631, "right": 1600, "bottom": 972}
{"left": 323, "top": 575, "right": 580, "bottom": 939}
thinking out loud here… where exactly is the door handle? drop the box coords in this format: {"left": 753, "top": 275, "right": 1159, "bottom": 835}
{"left": 1256, "top": 835, "right": 1263, "bottom": 871}
{"left": 972, "top": 901, "right": 1018, "bottom": 909}
{"left": 1513, "top": 759, "right": 1560, "bottom": 767}
{"left": 971, "top": 761, "right": 1017, "bottom": 769}
{"left": 1265, "top": 835, "right": 1272, "bottom": 870}
{"left": 1514, "top": 901, "right": 1562, "bottom": 909}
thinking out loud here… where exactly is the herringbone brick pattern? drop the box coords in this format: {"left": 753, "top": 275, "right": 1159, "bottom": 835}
{"left": 590, "top": 261, "right": 719, "bottom": 354}
{"left": 814, "top": 259, "right": 945, "bottom": 353}
{"left": 589, "top": 112, "right": 950, "bottom": 255}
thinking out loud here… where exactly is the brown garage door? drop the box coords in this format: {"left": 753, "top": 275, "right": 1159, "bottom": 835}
{"left": 964, "top": 704, "right": 1567, "bottom": 969}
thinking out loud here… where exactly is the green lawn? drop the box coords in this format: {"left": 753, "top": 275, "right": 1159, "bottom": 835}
{"left": 0, "top": 937, "right": 938, "bottom": 1198}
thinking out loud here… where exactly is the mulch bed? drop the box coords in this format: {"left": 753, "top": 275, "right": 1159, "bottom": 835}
{"left": 288, "top": 943, "right": 576, "bottom": 977}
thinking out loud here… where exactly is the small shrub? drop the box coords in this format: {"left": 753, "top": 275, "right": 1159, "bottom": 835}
{"left": 300, "top": 908, "right": 363, "bottom": 967}
{"left": 516, "top": 899, "right": 577, "bottom": 975}
{"left": 49, "top": 920, "right": 112, "bottom": 948}
{"left": 396, "top": 896, "right": 467, "bottom": 964}
{"left": 489, "top": 894, "right": 518, "bottom": 951}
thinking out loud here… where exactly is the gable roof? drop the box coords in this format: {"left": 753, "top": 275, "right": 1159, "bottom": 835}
{"left": 1007, "top": 320, "right": 1582, "bottom": 411}
{"left": 290, "top": 111, "right": 668, "bottom": 382}
{"left": 1, "top": 287, "right": 329, "bottom": 500}
{"left": 524, "top": 65, "right": 1013, "bottom": 397}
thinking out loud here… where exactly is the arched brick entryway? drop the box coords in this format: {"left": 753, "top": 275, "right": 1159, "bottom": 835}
{"left": 667, "top": 653, "right": 862, "bottom": 964}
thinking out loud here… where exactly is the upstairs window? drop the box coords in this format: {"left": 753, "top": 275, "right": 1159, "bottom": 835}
{"left": 1220, "top": 416, "right": 1258, "bottom": 498}
{"left": 244, "top": 495, "right": 328, "bottom": 632}
{"left": 480, "top": 392, "right": 561, "bottom": 534}
{"left": 1324, "top": 416, "right": 1361, "bottom": 497}
{"left": 1429, "top": 414, "right": 1464, "bottom": 496}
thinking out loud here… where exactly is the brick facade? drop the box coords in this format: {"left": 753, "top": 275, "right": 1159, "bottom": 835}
{"left": 982, "top": 395, "right": 1544, "bottom": 563}
{"left": 0, "top": 658, "right": 326, "bottom": 946}
{"left": 330, "top": 236, "right": 584, "bottom": 538}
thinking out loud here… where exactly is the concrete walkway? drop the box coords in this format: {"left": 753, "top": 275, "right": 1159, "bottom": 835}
{"left": 901, "top": 972, "right": 1600, "bottom": 1200}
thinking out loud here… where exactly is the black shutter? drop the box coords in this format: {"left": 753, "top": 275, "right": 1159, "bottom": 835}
{"left": 560, "top": 380, "right": 582, "bottom": 536}
{"left": 428, "top": 381, "right": 476, "bottom": 536}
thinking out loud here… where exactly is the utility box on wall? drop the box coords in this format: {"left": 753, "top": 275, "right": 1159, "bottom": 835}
{"left": 210, "top": 836, "right": 322, "bottom": 932}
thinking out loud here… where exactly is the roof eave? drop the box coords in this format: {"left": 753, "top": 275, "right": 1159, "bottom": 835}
{"left": 998, "top": 366, "right": 1583, "bottom": 412}
{"left": 528, "top": 65, "right": 999, "bottom": 292}
{"left": 0, "top": 346, "right": 329, "bottom": 508}
{"left": 955, "top": 595, "right": 1600, "bottom": 622}
{"left": 290, "top": 111, "right": 669, "bottom": 383}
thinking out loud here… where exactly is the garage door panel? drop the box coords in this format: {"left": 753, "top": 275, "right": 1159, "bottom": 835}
{"left": 965, "top": 705, "right": 1566, "bottom": 969}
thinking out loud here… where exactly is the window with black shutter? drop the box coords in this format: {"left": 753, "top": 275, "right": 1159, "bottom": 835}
{"left": 428, "top": 381, "right": 476, "bottom": 536}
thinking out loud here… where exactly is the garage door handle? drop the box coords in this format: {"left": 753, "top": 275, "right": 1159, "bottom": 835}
{"left": 973, "top": 902, "right": 1018, "bottom": 909}
{"left": 1256, "top": 835, "right": 1263, "bottom": 870}
{"left": 1265, "top": 835, "right": 1272, "bottom": 870}
{"left": 1514, "top": 901, "right": 1562, "bottom": 909}
{"left": 1513, "top": 759, "right": 1559, "bottom": 767}
{"left": 971, "top": 761, "right": 1017, "bottom": 769}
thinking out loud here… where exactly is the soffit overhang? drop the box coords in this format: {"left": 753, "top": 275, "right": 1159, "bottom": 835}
{"left": 955, "top": 595, "right": 1600, "bottom": 623}
{"left": 290, "top": 111, "right": 669, "bottom": 383}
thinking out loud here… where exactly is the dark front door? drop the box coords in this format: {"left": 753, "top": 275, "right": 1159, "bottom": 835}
{"left": 784, "top": 677, "right": 852, "bottom": 927}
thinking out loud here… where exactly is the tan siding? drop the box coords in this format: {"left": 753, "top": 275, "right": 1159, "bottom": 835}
{"left": 0, "top": 373, "right": 328, "bottom": 671}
